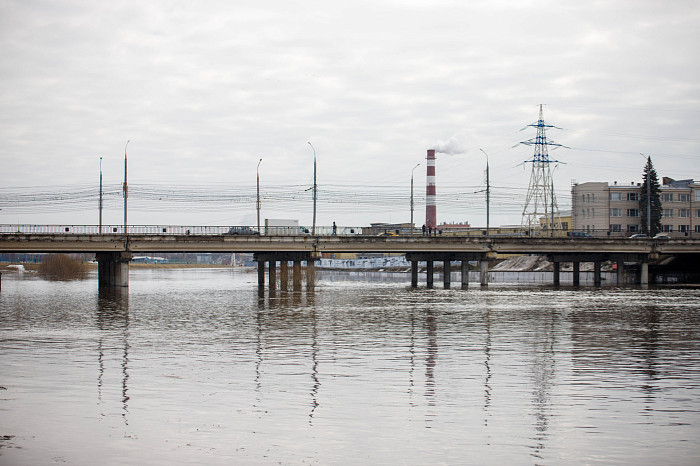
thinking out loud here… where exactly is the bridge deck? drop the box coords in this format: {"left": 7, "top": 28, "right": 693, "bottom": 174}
{"left": 2, "top": 233, "right": 699, "bottom": 256}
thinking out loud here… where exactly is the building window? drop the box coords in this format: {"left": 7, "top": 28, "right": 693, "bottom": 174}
{"left": 696, "top": 225, "right": 700, "bottom": 233}
{"left": 561, "top": 222, "right": 568, "bottom": 230}
{"left": 627, "top": 209, "right": 640, "bottom": 217}
{"left": 696, "top": 209, "right": 700, "bottom": 218}
{"left": 627, "top": 224, "right": 639, "bottom": 233}
{"left": 582, "top": 194, "right": 585, "bottom": 203}
{"left": 695, "top": 190, "right": 700, "bottom": 201}
{"left": 662, "top": 225, "right": 673, "bottom": 233}
{"left": 662, "top": 209, "right": 673, "bottom": 218}
{"left": 627, "top": 193, "right": 639, "bottom": 201}
{"left": 662, "top": 193, "right": 673, "bottom": 202}
{"left": 610, "top": 224, "right": 622, "bottom": 232}
{"left": 591, "top": 208, "right": 595, "bottom": 217}
{"left": 610, "top": 208, "right": 622, "bottom": 217}
{"left": 679, "top": 225, "right": 689, "bottom": 234}
{"left": 679, "top": 193, "right": 690, "bottom": 202}
{"left": 591, "top": 194, "right": 595, "bottom": 202}
{"left": 610, "top": 192, "right": 622, "bottom": 201}
{"left": 679, "top": 209, "right": 690, "bottom": 218}
{"left": 586, "top": 194, "right": 590, "bottom": 202}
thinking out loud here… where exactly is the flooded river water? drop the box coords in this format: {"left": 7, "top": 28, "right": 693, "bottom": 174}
{"left": 1, "top": 268, "right": 699, "bottom": 464}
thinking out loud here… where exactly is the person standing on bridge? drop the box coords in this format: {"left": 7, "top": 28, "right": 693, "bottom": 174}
{"left": 332, "top": 222, "right": 337, "bottom": 235}
{"left": 422, "top": 224, "right": 426, "bottom": 236}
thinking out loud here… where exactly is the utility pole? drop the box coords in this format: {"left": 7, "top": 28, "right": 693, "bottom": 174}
{"left": 480, "top": 149, "right": 490, "bottom": 236}
{"left": 551, "top": 176, "right": 555, "bottom": 237}
{"left": 257, "top": 158, "right": 262, "bottom": 234}
{"left": 308, "top": 142, "right": 317, "bottom": 235}
{"left": 99, "top": 157, "right": 103, "bottom": 234}
{"left": 411, "top": 163, "right": 420, "bottom": 233}
{"left": 123, "top": 140, "right": 129, "bottom": 235}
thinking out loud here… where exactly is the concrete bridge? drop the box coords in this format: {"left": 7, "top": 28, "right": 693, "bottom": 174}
{"left": 2, "top": 224, "right": 699, "bottom": 289}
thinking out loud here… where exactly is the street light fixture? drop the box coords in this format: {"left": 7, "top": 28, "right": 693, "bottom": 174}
{"left": 257, "top": 158, "right": 262, "bottom": 234}
{"left": 123, "top": 140, "right": 129, "bottom": 235}
{"left": 479, "top": 149, "right": 490, "bottom": 236}
{"left": 410, "top": 163, "right": 420, "bottom": 233}
{"left": 99, "top": 156, "right": 103, "bottom": 234}
{"left": 308, "top": 142, "right": 317, "bottom": 235}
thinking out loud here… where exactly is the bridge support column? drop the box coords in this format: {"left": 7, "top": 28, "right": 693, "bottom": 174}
{"left": 572, "top": 262, "right": 580, "bottom": 286}
{"left": 257, "top": 260, "right": 265, "bottom": 287}
{"left": 480, "top": 260, "right": 489, "bottom": 286}
{"left": 461, "top": 261, "right": 469, "bottom": 289}
{"left": 443, "top": 260, "right": 451, "bottom": 288}
{"left": 640, "top": 262, "right": 649, "bottom": 285}
{"left": 616, "top": 261, "right": 624, "bottom": 286}
{"left": 280, "top": 261, "right": 289, "bottom": 290}
{"left": 255, "top": 252, "right": 318, "bottom": 291}
{"left": 552, "top": 262, "right": 560, "bottom": 286}
{"left": 594, "top": 261, "right": 602, "bottom": 287}
{"left": 96, "top": 252, "right": 132, "bottom": 288}
{"left": 293, "top": 261, "right": 302, "bottom": 291}
{"left": 406, "top": 253, "right": 483, "bottom": 289}
{"left": 306, "top": 261, "right": 316, "bottom": 290}
{"left": 268, "top": 260, "right": 277, "bottom": 290}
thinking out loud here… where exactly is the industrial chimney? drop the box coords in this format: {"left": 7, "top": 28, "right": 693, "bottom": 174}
{"left": 425, "top": 149, "right": 436, "bottom": 229}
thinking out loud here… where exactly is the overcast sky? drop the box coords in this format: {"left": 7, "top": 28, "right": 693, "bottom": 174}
{"left": 1, "top": 0, "right": 699, "bottom": 229}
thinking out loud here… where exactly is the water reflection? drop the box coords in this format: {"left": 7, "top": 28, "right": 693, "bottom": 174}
{"left": 528, "top": 307, "right": 557, "bottom": 459}
{"left": 255, "top": 288, "right": 321, "bottom": 423}
{"left": 96, "top": 287, "right": 130, "bottom": 426}
{"left": 424, "top": 308, "right": 438, "bottom": 425}
{"left": 2, "top": 270, "right": 699, "bottom": 465}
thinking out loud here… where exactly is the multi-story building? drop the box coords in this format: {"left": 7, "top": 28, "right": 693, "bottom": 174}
{"left": 571, "top": 178, "right": 699, "bottom": 237}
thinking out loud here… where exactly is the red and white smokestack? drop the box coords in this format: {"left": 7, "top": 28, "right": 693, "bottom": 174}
{"left": 425, "top": 149, "right": 436, "bottom": 229}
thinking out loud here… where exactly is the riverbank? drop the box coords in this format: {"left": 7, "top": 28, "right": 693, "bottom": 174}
{"left": 1, "top": 262, "right": 235, "bottom": 272}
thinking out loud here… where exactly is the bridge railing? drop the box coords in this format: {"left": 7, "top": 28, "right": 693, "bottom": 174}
{"left": 0, "top": 224, "right": 370, "bottom": 236}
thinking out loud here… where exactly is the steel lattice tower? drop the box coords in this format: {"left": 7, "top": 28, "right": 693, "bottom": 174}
{"left": 520, "top": 105, "right": 564, "bottom": 235}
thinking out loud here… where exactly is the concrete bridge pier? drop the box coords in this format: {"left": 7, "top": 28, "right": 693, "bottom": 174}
{"left": 593, "top": 261, "right": 602, "bottom": 287}
{"left": 548, "top": 253, "right": 650, "bottom": 287}
{"left": 443, "top": 260, "right": 451, "bottom": 288}
{"left": 572, "top": 262, "right": 581, "bottom": 286}
{"left": 552, "top": 262, "right": 561, "bottom": 286}
{"left": 616, "top": 261, "right": 624, "bottom": 285}
{"left": 406, "top": 252, "right": 486, "bottom": 289}
{"left": 96, "top": 252, "right": 132, "bottom": 288}
{"left": 461, "top": 261, "right": 469, "bottom": 289}
{"left": 411, "top": 261, "right": 418, "bottom": 288}
{"left": 280, "top": 261, "right": 289, "bottom": 290}
{"left": 479, "top": 260, "right": 489, "bottom": 286}
{"left": 255, "top": 252, "right": 318, "bottom": 291}
{"left": 640, "top": 262, "right": 649, "bottom": 285}
{"left": 426, "top": 261, "right": 434, "bottom": 289}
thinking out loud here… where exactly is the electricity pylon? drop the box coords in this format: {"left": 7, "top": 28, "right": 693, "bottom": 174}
{"left": 520, "top": 105, "right": 565, "bottom": 236}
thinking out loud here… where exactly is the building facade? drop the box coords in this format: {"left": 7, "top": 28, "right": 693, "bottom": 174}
{"left": 571, "top": 178, "right": 699, "bottom": 237}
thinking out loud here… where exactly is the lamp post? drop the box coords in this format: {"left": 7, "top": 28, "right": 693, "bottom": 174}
{"left": 479, "top": 149, "right": 490, "bottom": 236}
{"left": 257, "top": 158, "right": 262, "bottom": 234}
{"left": 410, "top": 163, "right": 420, "bottom": 233}
{"left": 99, "top": 157, "right": 103, "bottom": 234}
{"left": 308, "top": 142, "right": 317, "bottom": 235}
{"left": 123, "top": 140, "right": 129, "bottom": 235}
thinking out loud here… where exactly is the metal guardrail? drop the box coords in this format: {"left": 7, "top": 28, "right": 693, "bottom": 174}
{"left": 1, "top": 224, "right": 696, "bottom": 238}
{"left": 0, "top": 224, "right": 369, "bottom": 236}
